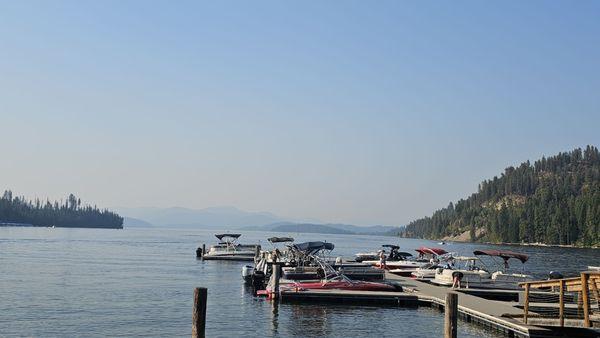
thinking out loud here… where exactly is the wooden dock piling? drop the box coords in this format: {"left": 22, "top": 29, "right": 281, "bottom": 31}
{"left": 444, "top": 292, "right": 458, "bottom": 338}
{"left": 272, "top": 264, "right": 281, "bottom": 299}
{"left": 192, "top": 287, "right": 207, "bottom": 338}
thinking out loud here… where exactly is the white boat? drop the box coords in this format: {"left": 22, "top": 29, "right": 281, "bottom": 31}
{"left": 365, "top": 246, "right": 448, "bottom": 272}
{"left": 431, "top": 256, "right": 491, "bottom": 287}
{"left": 354, "top": 251, "right": 379, "bottom": 262}
{"left": 408, "top": 253, "right": 455, "bottom": 279}
{"left": 589, "top": 266, "right": 600, "bottom": 271}
{"left": 431, "top": 250, "right": 533, "bottom": 289}
{"left": 202, "top": 234, "right": 260, "bottom": 261}
{"left": 410, "top": 263, "right": 442, "bottom": 280}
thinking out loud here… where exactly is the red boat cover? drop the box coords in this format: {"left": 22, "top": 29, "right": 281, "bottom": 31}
{"left": 415, "top": 247, "right": 447, "bottom": 256}
{"left": 473, "top": 250, "right": 529, "bottom": 263}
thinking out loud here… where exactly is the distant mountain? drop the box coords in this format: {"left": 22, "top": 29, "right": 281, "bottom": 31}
{"left": 267, "top": 223, "right": 354, "bottom": 235}
{"left": 115, "top": 206, "right": 289, "bottom": 228}
{"left": 123, "top": 217, "right": 154, "bottom": 228}
{"left": 116, "top": 206, "right": 398, "bottom": 235}
{"left": 246, "top": 222, "right": 396, "bottom": 235}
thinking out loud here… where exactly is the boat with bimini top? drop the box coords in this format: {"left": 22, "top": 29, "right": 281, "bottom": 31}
{"left": 201, "top": 234, "right": 260, "bottom": 261}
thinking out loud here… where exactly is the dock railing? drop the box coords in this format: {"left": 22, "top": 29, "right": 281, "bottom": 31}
{"left": 519, "top": 271, "right": 600, "bottom": 328}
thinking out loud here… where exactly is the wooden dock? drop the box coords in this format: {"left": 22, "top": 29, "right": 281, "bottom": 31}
{"left": 275, "top": 272, "right": 600, "bottom": 338}
{"left": 281, "top": 289, "right": 418, "bottom": 306}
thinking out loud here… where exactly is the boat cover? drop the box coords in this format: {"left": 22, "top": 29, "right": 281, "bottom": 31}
{"left": 382, "top": 244, "right": 400, "bottom": 250}
{"left": 293, "top": 241, "right": 335, "bottom": 253}
{"left": 268, "top": 236, "right": 294, "bottom": 243}
{"left": 416, "top": 247, "right": 447, "bottom": 256}
{"left": 215, "top": 234, "right": 241, "bottom": 240}
{"left": 473, "top": 250, "right": 529, "bottom": 263}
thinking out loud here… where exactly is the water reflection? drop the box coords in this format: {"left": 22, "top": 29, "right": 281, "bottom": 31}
{"left": 270, "top": 297, "right": 279, "bottom": 334}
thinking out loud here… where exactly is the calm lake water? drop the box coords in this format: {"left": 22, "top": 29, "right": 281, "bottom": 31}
{"left": 1, "top": 227, "right": 599, "bottom": 337}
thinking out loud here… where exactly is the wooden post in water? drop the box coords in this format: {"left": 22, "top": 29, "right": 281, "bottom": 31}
{"left": 559, "top": 279, "right": 565, "bottom": 327}
{"left": 444, "top": 292, "right": 458, "bottom": 338}
{"left": 255, "top": 245, "right": 260, "bottom": 260}
{"left": 202, "top": 244, "right": 206, "bottom": 259}
{"left": 523, "top": 283, "right": 530, "bottom": 324}
{"left": 192, "top": 287, "right": 207, "bottom": 338}
{"left": 581, "top": 273, "right": 590, "bottom": 327}
{"left": 272, "top": 264, "right": 281, "bottom": 299}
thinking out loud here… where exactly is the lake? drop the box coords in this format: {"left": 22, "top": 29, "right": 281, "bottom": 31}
{"left": 1, "top": 227, "right": 598, "bottom": 337}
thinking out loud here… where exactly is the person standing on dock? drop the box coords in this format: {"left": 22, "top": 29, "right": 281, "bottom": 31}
{"left": 451, "top": 271, "right": 463, "bottom": 288}
{"left": 379, "top": 250, "right": 387, "bottom": 270}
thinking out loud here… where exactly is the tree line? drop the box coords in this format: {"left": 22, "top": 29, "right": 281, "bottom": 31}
{"left": 0, "top": 191, "right": 123, "bottom": 229}
{"left": 403, "top": 146, "right": 600, "bottom": 246}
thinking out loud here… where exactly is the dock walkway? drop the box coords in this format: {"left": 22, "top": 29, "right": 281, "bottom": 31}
{"left": 385, "top": 273, "right": 558, "bottom": 337}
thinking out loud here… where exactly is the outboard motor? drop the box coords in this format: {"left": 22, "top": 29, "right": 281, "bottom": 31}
{"left": 196, "top": 247, "right": 203, "bottom": 258}
{"left": 548, "top": 271, "right": 563, "bottom": 280}
{"left": 252, "top": 271, "right": 266, "bottom": 294}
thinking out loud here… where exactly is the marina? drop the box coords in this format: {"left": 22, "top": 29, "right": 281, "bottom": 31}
{"left": 207, "top": 234, "right": 600, "bottom": 338}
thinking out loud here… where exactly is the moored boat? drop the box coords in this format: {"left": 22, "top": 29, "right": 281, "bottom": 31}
{"left": 431, "top": 250, "right": 533, "bottom": 289}
{"left": 202, "top": 234, "right": 260, "bottom": 261}
{"left": 283, "top": 275, "right": 398, "bottom": 292}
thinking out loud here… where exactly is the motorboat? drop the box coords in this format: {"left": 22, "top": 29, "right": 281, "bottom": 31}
{"left": 403, "top": 252, "right": 454, "bottom": 279}
{"left": 243, "top": 236, "right": 295, "bottom": 283}
{"left": 202, "top": 234, "right": 260, "bottom": 261}
{"left": 256, "top": 255, "right": 398, "bottom": 297}
{"left": 354, "top": 251, "right": 379, "bottom": 262}
{"left": 431, "top": 250, "right": 533, "bottom": 289}
{"left": 367, "top": 246, "right": 447, "bottom": 272}
{"left": 589, "top": 266, "right": 600, "bottom": 271}
{"left": 361, "top": 245, "right": 419, "bottom": 269}
{"left": 430, "top": 256, "right": 491, "bottom": 287}
{"left": 283, "top": 274, "right": 397, "bottom": 292}
{"left": 410, "top": 262, "right": 446, "bottom": 279}
{"left": 473, "top": 250, "right": 533, "bottom": 287}
{"left": 354, "top": 244, "right": 403, "bottom": 263}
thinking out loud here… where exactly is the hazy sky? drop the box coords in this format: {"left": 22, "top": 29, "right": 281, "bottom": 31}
{"left": 1, "top": 1, "right": 599, "bottom": 225}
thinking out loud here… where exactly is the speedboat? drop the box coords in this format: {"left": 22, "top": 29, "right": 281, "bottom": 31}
{"left": 284, "top": 274, "right": 397, "bottom": 292}
{"left": 430, "top": 256, "right": 491, "bottom": 287}
{"left": 367, "top": 246, "right": 447, "bottom": 272}
{"left": 256, "top": 255, "right": 398, "bottom": 297}
{"left": 354, "top": 251, "right": 379, "bottom": 262}
{"left": 361, "top": 245, "right": 421, "bottom": 269}
{"left": 202, "top": 234, "right": 260, "bottom": 261}
{"left": 404, "top": 252, "right": 454, "bottom": 278}
{"left": 431, "top": 250, "right": 533, "bottom": 289}
{"left": 410, "top": 262, "right": 446, "bottom": 279}
{"left": 473, "top": 250, "right": 533, "bottom": 288}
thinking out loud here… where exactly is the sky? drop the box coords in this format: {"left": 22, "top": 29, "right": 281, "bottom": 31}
{"left": 1, "top": 1, "right": 599, "bottom": 226}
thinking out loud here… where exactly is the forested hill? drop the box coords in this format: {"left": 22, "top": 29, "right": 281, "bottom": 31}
{"left": 403, "top": 146, "right": 600, "bottom": 247}
{"left": 0, "top": 191, "right": 123, "bottom": 229}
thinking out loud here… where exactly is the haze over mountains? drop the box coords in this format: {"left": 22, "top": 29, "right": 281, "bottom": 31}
{"left": 117, "top": 206, "right": 397, "bottom": 235}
